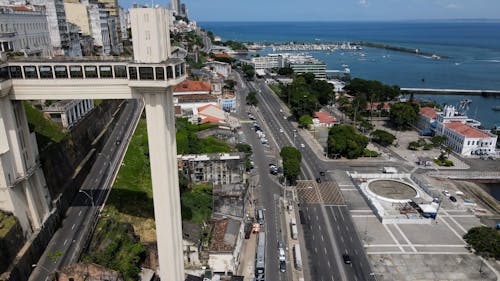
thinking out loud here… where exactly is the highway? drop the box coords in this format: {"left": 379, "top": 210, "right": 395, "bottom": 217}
{"left": 29, "top": 99, "right": 143, "bottom": 281}
{"left": 245, "top": 76, "right": 376, "bottom": 281}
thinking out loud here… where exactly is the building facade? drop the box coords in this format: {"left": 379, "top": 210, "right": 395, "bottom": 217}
{"left": 30, "top": 0, "right": 70, "bottom": 55}
{"left": 179, "top": 153, "right": 246, "bottom": 185}
{"left": 0, "top": 5, "right": 52, "bottom": 56}
{"left": 42, "top": 99, "right": 94, "bottom": 129}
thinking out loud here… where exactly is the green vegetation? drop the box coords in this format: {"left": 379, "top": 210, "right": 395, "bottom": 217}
{"left": 327, "top": 125, "right": 369, "bottom": 159}
{"left": 211, "top": 55, "right": 237, "bottom": 64}
{"left": 464, "top": 226, "right": 500, "bottom": 260}
{"left": 83, "top": 217, "right": 145, "bottom": 281}
{"left": 298, "top": 114, "right": 313, "bottom": 129}
{"left": 277, "top": 67, "right": 294, "bottom": 76}
{"left": 363, "top": 149, "right": 380, "bottom": 157}
{"left": 24, "top": 102, "right": 67, "bottom": 148}
{"left": 171, "top": 31, "right": 203, "bottom": 51}
{"left": 0, "top": 211, "right": 17, "bottom": 237}
{"left": 277, "top": 73, "right": 334, "bottom": 117}
{"left": 431, "top": 135, "right": 447, "bottom": 147}
{"left": 216, "top": 40, "right": 248, "bottom": 51}
{"left": 224, "top": 79, "right": 236, "bottom": 90}
{"left": 434, "top": 149, "right": 454, "bottom": 166}
{"left": 176, "top": 118, "right": 232, "bottom": 154}
{"left": 206, "top": 31, "right": 215, "bottom": 41}
{"left": 370, "top": 129, "right": 396, "bottom": 146}
{"left": 180, "top": 184, "right": 213, "bottom": 224}
{"left": 280, "top": 146, "right": 302, "bottom": 184}
{"left": 242, "top": 64, "right": 255, "bottom": 79}
{"left": 389, "top": 102, "right": 419, "bottom": 130}
{"left": 236, "top": 143, "right": 253, "bottom": 171}
{"left": 408, "top": 138, "right": 427, "bottom": 151}
{"left": 345, "top": 78, "right": 400, "bottom": 102}
{"left": 246, "top": 91, "right": 258, "bottom": 106}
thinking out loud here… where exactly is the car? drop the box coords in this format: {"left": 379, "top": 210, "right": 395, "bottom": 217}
{"left": 316, "top": 177, "right": 321, "bottom": 183}
{"left": 300, "top": 143, "right": 305, "bottom": 148}
{"left": 342, "top": 254, "right": 352, "bottom": 264}
{"left": 115, "top": 139, "right": 121, "bottom": 145}
{"left": 283, "top": 115, "right": 287, "bottom": 120}
{"left": 279, "top": 128, "right": 284, "bottom": 133}
{"left": 279, "top": 260, "right": 286, "bottom": 272}
{"left": 279, "top": 109, "right": 283, "bottom": 113}
{"left": 442, "top": 190, "right": 451, "bottom": 197}
{"left": 319, "top": 171, "right": 326, "bottom": 176}
{"left": 449, "top": 196, "right": 457, "bottom": 202}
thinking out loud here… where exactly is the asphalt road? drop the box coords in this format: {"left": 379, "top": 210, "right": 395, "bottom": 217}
{"left": 247, "top": 77, "right": 377, "bottom": 281}
{"left": 29, "top": 99, "right": 143, "bottom": 281}
{"left": 234, "top": 72, "right": 290, "bottom": 281}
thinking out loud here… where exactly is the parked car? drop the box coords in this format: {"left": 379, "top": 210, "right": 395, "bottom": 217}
{"left": 342, "top": 254, "right": 352, "bottom": 264}
{"left": 300, "top": 143, "right": 305, "bottom": 148}
{"left": 449, "top": 196, "right": 457, "bottom": 202}
{"left": 316, "top": 177, "right": 321, "bottom": 183}
{"left": 319, "top": 171, "right": 326, "bottom": 176}
{"left": 279, "top": 260, "right": 286, "bottom": 272}
{"left": 442, "top": 190, "right": 451, "bottom": 197}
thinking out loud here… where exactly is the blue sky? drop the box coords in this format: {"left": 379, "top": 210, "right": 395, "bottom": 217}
{"left": 121, "top": 0, "right": 500, "bottom": 21}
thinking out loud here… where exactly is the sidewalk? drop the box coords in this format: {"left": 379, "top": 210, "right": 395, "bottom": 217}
{"left": 237, "top": 233, "right": 257, "bottom": 281}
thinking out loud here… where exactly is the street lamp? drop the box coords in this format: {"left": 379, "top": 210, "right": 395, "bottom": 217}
{"left": 79, "top": 190, "right": 95, "bottom": 207}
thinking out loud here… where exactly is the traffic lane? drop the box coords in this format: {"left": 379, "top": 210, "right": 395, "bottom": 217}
{"left": 301, "top": 204, "right": 342, "bottom": 281}
{"left": 241, "top": 123, "right": 281, "bottom": 280}
{"left": 325, "top": 206, "right": 372, "bottom": 281}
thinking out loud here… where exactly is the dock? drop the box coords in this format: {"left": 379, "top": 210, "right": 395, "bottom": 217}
{"left": 401, "top": 88, "right": 500, "bottom": 96}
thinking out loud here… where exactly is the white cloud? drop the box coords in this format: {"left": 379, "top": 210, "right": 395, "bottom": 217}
{"left": 358, "top": 0, "right": 369, "bottom": 7}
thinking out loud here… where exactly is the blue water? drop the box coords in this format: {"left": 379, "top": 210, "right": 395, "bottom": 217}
{"left": 201, "top": 21, "right": 500, "bottom": 128}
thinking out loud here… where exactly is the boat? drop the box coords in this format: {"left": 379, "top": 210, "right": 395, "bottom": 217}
{"left": 492, "top": 106, "right": 500, "bottom": 111}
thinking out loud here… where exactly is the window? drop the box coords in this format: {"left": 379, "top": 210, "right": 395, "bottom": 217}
{"left": 9, "top": 66, "right": 22, "bottom": 78}
{"left": 54, "top": 66, "right": 68, "bottom": 78}
{"left": 39, "top": 66, "right": 53, "bottom": 79}
{"left": 114, "top": 65, "right": 127, "bottom": 78}
{"left": 99, "top": 65, "right": 113, "bottom": 78}
{"left": 0, "top": 66, "right": 9, "bottom": 81}
{"left": 139, "top": 67, "right": 154, "bottom": 80}
{"left": 175, "top": 64, "right": 181, "bottom": 77}
{"left": 128, "top": 67, "right": 137, "bottom": 80}
{"left": 166, "top": 66, "right": 173, "bottom": 79}
{"left": 155, "top": 67, "right": 165, "bottom": 80}
{"left": 23, "top": 66, "right": 38, "bottom": 79}
{"left": 84, "top": 65, "right": 98, "bottom": 78}
{"left": 69, "top": 65, "right": 83, "bottom": 78}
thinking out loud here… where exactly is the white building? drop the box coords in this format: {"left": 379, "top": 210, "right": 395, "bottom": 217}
{"left": 205, "top": 61, "right": 231, "bottom": 78}
{"left": 29, "top": 0, "right": 70, "bottom": 55}
{"left": 0, "top": 5, "right": 52, "bottom": 56}
{"left": 242, "top": 53, "right": 284, "bottom": 70}
{"left": 42, "top": 99, "right": 94, "bottom": 129}
{"left": 433, "top": 106, "right": 497, "bottom": 156}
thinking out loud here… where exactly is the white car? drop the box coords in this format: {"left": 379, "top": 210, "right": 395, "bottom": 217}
{"left": 279, "top": 128, "right": 284, "bottom": 133}
{"left": 300, "top": 143, "right": 305, "bottom": 148}
{"left": 442, "top": 190, "right": 451, "bottom": 197}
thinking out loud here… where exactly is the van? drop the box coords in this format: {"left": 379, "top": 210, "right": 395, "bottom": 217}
{"left": 257, "top": 209, "right": 265, "bottom": 225}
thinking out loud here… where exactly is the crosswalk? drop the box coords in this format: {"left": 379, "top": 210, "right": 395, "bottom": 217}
{"left": 296, "top": 180, "right": 346, "bottom": 205}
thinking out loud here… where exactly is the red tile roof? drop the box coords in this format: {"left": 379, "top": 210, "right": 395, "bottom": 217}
{"left": 177, "top": 94, "right": 217, "bottom": 102}
{"left": 314, "top": 111, "right": 336, "bottom": 124}
{"left": 213, "top": 53, "right": 231, "bottom": 58}
{"left": 174, "top": 80, "right": 211, "bottom": 93}
{"left": 419, "top": 107, "right": 437, "bottom": 119}
{"left": 12, "top": 6, "right": 33, "bottom": 11}
{"left": 444, "top": 121, "right": 490, "bottom": 138}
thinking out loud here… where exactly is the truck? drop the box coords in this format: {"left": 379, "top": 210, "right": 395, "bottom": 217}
{"left": 293, "top": 244, "right": 302, "bottom": 270}
{"left": 290, "top": 218, "right": 298, "bottom": 240}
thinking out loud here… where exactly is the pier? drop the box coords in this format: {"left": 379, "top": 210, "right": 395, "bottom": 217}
{"left": 401, "top": 88, "right": 500, "bottom": 96}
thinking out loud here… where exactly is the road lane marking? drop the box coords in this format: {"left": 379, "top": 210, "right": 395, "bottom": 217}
{"left": 64, "top": 239, "right": 68, "bottom": 245}
{"left": 315, "top": 247, "right": 317, "bottom": 253}
{"left": 78, "top": 210, "right": 82, "bottom": 216}
{"left": 340, "top": 236, "right": 344, "bottom": 243}
{"left": 393, "top": 224, "right": 417, "bottom": 252}
{"left": 324, "top": 248, "right": 327, "bottom": 254}
{"left": 71, "top": 224, "right": 76, "bottom": 230}
{"left": 321, "top": 235, "right": 324, "bottom": 241}
{"left": 383, "top": 224, "right": 405, "bottom": 252}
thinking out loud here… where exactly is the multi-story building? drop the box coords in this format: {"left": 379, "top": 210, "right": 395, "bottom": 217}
{"left": 0, "top": 5, "right": 52, "bottom": 56}
{"left": 29, "top": 0, "right": 70, "bottom": 55}
{"left": 179, "top": 153, "right": 246, "bottom": 185}
{"left": 170, "top": 0, "right": 180, "bottom": 15}
{"left": 289, "top": 60, "right": 326, "bottom": 79}
{"left": 208, "top": 216, "right": 244, "bottom": 274}
{"left": 419, "top": 105, "right": 498, "bottom": 156}
{"left": 241, "top": 53, "right": 284, "bottom": 70}
{"left": 42, "top": 99, "right": 94, "bottom": 129}
{"left": 118, "top": 6, "right": 128, "bottom": 41}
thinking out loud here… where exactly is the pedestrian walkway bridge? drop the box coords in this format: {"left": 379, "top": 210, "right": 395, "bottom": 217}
{"left": 401, "top": 87, "right": 500, "bottom": 96}
{"left": 0, "top": 57, "right": 186, "bottom": 99}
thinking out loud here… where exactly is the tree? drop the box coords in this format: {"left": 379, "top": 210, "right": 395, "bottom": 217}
{"left": 327, "top": 125, "right": 369, "bottom": 159}
{"left": 242, "top": 64, "right": 255, "bottom": 79}
{"left": 246, "top": 91, "right": 258, "bottom": 106}
{"left": 224, "top": 79, "right": 236, "bottom": 90}
{"left": 389, "top": 102, "right": 419, "bottom": 130}
{"left": 345, "top": 78, "right": 400, "bottom": 101}
{"left": 464, "top": 226, "right": 500, "bottom": 260}
{"left": 280, "top": 146, "right": 302, "bottom": 184}
{"left": 277, "top": 67, "right": 294, "bottom": 76}
{"left": 431, "top": 135, "right": 447, "bottom": 147}
{"left": 236, "top": 143, "right": 252, "bottom": 156}
{"left": 298, "top": 114, "right": 313, "bottom": 129}
{"left": 371, "top": 129, "right": 396, "bottom": 147}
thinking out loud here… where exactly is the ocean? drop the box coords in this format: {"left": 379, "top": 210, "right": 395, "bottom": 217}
{"left": 201, "top": 21, "right": 500, "bottom": 128}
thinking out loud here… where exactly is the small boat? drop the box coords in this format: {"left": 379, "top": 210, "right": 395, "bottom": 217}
{"left": 492, "top": 106, "right": 500, "bottom": 111}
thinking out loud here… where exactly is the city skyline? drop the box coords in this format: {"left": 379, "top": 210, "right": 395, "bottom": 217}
{"left": 118, "top": 0, "right": 500, "bottom": 21}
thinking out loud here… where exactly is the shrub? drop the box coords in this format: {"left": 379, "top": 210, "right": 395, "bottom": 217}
{"left": 363, "top": 149, "right": 379, "bottom": 157}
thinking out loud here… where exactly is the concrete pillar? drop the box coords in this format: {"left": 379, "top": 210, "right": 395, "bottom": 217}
{"left": 142, "top": 87, "right": 184, "bottom": 281}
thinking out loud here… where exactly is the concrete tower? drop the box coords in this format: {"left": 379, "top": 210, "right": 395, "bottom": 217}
{"left": 171, "top": 0, "right": 180, "bottom": 15}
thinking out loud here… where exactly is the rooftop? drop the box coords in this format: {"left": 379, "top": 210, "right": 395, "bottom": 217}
{"left": 174, "top": 80, "right": 211, "bottom": 93}
{"left": 444, "top": 121, "right": 491, "bottom": 138}
{"left": 314, "top": 111, "right": 336, "bottom": 124}
{"left": 419, "top": 107, "right": 438, "bottom": 119}
{"left": 182, "top": 221, "right": 202, "bottom": 244}
{"left": 209, "top": 217, "right": 241, "bottom": 253}
{"left": 179, "top": 153, "right": 244, "bottom": 162}
{"left": 177, "top": 94, "right": 218, "bottom": 102}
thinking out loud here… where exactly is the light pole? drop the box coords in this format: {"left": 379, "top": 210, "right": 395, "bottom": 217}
{"left": 79, "top": 190, "right": 95, "bottom": 207}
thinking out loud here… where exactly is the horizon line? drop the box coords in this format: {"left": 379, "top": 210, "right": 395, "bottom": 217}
{"left": 196, "top": 18, "right": 500, "bottom": 23}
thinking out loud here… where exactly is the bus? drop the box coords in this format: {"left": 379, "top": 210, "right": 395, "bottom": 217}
{"left": 255, "top": 232, "right": 266, "bottom": 279}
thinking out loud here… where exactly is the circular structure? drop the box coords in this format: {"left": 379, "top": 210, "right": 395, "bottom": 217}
{"left": 368, "top": 180, "right": 417, "bottom": 201}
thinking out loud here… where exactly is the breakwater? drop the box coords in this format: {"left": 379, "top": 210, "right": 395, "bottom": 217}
{"left": 359, "top": 42, "right": 449, "bottom": 59}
